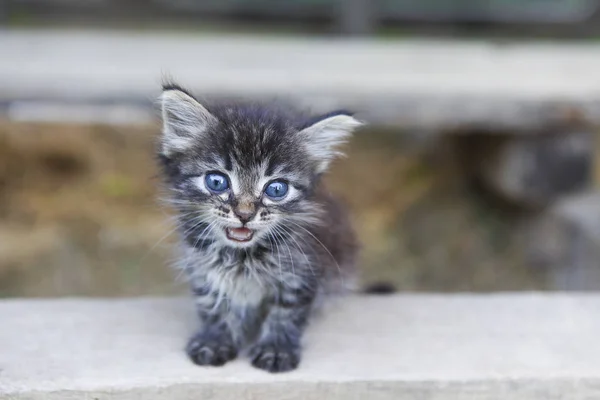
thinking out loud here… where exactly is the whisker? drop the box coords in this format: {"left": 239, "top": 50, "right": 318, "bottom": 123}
{"left": 266, "top": 225, "right": 285, "bottom": 286}
{"left": 137, "top": 210, "right": 208, "bottom": 266}
{"left": 263, "top": 233, "right": 282, "bottom": 291}
{"left": 277, "top": 223, "right": 316, "bottom": 278}
{"left": 192, "top": 220, "right": 218, "bottom": 250}
{"left": 181, "top": 215, "right": 214, "bottom": 239}
{"left": 272, "top": 225, "right": 296, "bottom": 279}
{"left": 286, "top": 219, "right": 344, "bottom": 285}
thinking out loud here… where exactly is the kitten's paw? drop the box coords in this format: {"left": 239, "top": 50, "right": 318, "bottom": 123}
{"left": 186, "top": 333, "right": 238, "bottom": 367}
{"left": 249, "top": 342, "right": 300, "bottom": 373}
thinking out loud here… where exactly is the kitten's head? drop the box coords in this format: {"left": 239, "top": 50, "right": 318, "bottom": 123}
{"left": 158, "top": 84, "right": 363, "bottom": 248}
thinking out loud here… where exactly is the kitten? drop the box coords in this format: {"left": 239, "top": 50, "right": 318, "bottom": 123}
{"left": 156, "top": 83, "right": 363, "bottom": 373}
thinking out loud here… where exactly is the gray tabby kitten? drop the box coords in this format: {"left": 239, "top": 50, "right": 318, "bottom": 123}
{"left": 157, "top": 83, "right": 363, "bottom": 373}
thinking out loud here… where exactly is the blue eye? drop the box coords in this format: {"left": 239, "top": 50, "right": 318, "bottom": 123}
{"left": 205, "top": 173, "right": 229, "bottom": 193}
{"left": 264, "top": 181, "right": 288, "bottom": 200}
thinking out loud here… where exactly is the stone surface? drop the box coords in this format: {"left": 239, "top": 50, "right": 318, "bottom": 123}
{"left": 465, "top": 131, "right": 594, "bottom": 207}
{"left": 527, "top": 190, "right": 600, "bottom": 290}
{"left": 2, "top": 295, "right": 600, "bottom": 399}
{"left": 3, "top": 30, "right": 600, "bottom": 130}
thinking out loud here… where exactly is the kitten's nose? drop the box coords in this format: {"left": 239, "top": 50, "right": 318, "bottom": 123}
{"left": 234, "top": 203, "right": 256, "bottom": 224}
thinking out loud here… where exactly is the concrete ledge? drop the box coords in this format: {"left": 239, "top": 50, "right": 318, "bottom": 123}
{"left": 2, "top": 295, "right": 600, "bottom": 399}
{"left": 4, "top": 30, "right": 600, "bottom": 130}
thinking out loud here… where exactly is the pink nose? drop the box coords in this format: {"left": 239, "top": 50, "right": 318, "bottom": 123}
{"left": 234, "top": 204, "right": 256, "bottom": 224}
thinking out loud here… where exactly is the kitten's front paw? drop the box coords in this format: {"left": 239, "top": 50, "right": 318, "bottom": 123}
{"left": 186, "top": 332, "right": 238, "bottom": 367}
{"left": 249, "top": 342, "right": 300, "bottom": 373}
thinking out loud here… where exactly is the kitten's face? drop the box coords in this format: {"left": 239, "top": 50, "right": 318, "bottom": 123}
{"left": 166, "top": 138, "right": 316, "bottom": 248}
{"left": 158, "top": 87, "right": 362, "bottom": 248}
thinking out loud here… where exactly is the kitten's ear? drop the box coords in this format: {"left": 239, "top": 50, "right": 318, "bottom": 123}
{"left": 159, "top": 88, "right": 217, "bottom": 157}
{"left": 298, "top": 113, "right": 364, "bottom": 173}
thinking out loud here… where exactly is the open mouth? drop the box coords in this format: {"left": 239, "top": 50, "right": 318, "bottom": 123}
{"left": 226, "top": 227, "right": 254, "bottom": 242}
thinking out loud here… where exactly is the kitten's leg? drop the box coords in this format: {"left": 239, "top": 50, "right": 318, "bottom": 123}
{"left": 186, "top": 286, "right": 238, "bottom": 367}
{"left": 249, "top": 285, "right": 316, "bottom": 373}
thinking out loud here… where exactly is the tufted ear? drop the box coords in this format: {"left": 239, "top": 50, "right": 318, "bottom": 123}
{"left": 159, "top": 87, "right": 217, "bottom": 157}
{"left": 298, "top": 112, "right": 364, "bottom": 173}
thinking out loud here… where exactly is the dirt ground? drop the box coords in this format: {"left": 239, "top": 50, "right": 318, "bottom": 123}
{"left": 0, "top": 121, "right": 551, "bottom": 297}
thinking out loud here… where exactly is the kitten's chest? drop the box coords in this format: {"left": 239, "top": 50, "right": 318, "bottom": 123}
{"left": 192, "top": 247, "right": 276, "bottom": 307}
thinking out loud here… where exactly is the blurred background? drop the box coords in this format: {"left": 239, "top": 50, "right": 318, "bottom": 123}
{"left": 1, "top": 0, "right": 600, "bottom": 297}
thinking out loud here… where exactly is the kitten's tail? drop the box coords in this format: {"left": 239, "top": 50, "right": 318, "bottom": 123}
{"left": 362, "top": 282, "right": 396, "bottom": 295}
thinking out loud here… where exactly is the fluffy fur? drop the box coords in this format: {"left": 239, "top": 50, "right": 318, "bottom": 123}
{"left": 157, "top": 83, "right": 363, "bottom": 373}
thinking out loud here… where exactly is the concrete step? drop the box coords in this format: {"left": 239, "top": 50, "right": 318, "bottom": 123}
{"left": 1, "top": 295, "right": 600, "bottom": 399}
{"left": 3, "top": 29, "right": 600, "bottom": 130}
